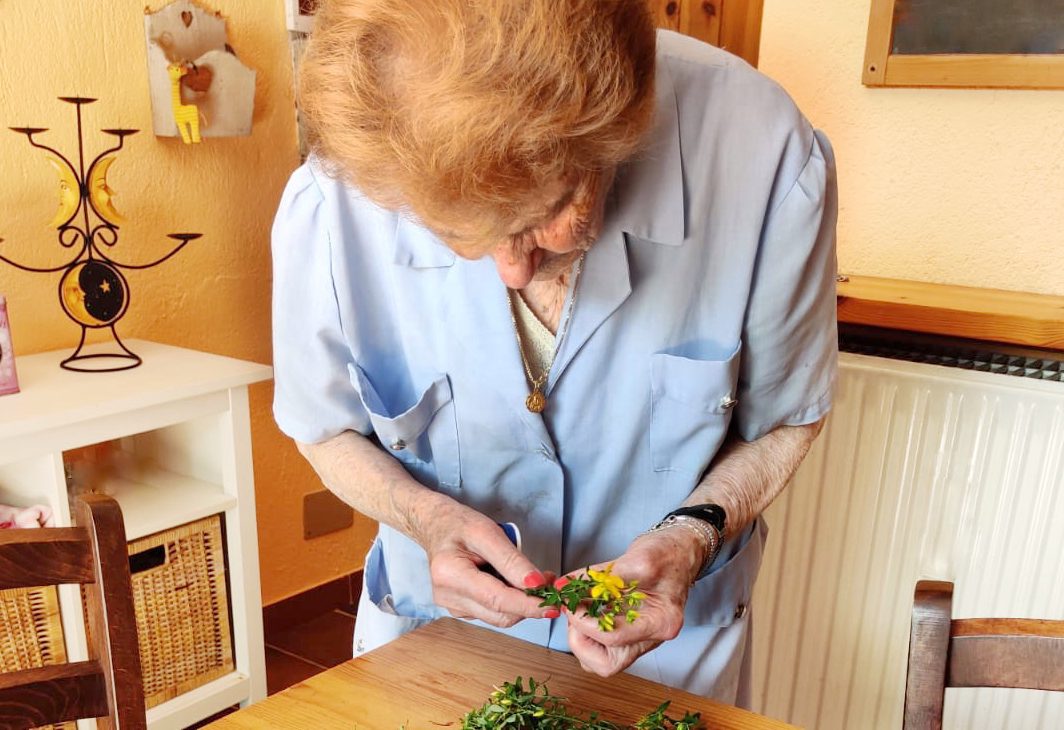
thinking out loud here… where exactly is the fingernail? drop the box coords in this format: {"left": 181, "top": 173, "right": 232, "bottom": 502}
{"left": 523, "top": 571, "right": 546, "bottom": 588}
{"left": 543, "top": 609, "right": 560, "bottom": 619}
{"left": 554, "top": 577, "right": 570, "bottom": 589}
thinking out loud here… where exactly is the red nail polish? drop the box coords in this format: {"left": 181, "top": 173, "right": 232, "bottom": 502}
{"left": 523, "top": 571, "right": 546, "bottom": 588}
{"left": 554, "top": 577, "right": 570, "bottom": 589}
{"left": 543, "top": 609, "right": 560, "bottom": 619}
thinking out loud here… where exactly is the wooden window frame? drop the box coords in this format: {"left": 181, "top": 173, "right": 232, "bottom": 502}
{"left": 862, "top": 0, "right": 1064, "bottom": 89}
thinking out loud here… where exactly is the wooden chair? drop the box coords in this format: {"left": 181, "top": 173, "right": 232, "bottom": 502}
{"left": 903, "top": 580, "right": 1064, "bottom": 729}
{"left": 0, "top": 494, "right": 146, "bottom": 729}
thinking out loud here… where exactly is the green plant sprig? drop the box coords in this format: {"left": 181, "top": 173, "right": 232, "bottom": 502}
{"left": 526, "top": 564, "right": 646, "bottom": 632}
{"left": 460, "top": 677, "right": 704, "bottom": 730}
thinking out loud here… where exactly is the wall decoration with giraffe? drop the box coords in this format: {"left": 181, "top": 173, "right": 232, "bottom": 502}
{"left": 144, "top": 0, "right": 256, "bottom": 144}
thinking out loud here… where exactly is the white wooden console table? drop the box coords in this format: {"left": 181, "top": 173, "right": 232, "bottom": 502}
{"left": 0, "top": 340, "right": 272, "bottom": 729}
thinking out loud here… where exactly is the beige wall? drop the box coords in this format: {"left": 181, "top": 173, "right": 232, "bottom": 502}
{"left": 0, "top": 0, "right": 370, "bottom": 604}
{"left": 759, "top": 0, "right": 1064, "bottom": 296}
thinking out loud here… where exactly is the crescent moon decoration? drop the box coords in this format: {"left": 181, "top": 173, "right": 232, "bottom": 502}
{"left": 87, "top": 155, "right": 125, "bottom": 225}
{"left": 3, "top": 97, "right": 200, "bottom": 372}
{"left": 45, "top": 153, "right": 81, "bottom": 228}
{"left": 59, "top": 260, "right": 129, "bottom": 327}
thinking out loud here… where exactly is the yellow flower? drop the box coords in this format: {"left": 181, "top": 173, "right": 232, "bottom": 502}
{"left": 588, "top": 564, "right": 625, "bottom": 601}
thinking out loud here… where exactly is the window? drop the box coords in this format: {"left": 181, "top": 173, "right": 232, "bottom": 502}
{"left": 863, "top": 0, "right": 1064, "bottom": 88}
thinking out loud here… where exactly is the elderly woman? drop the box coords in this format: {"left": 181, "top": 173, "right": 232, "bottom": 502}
{"left": 272, "top": 0, "right": 837, "bottom": 705}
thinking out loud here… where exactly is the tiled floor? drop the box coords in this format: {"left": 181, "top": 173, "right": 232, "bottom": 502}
{"left": 187, "top": 602, "right": 358, "bottom": 727}
{"left": 264, "top": 606, "right": 357, "bottom": 695}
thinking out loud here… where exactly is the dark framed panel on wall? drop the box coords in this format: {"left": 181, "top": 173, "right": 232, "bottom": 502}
{"left": 863, "top": 0, "right": 1064, "bottom": 88}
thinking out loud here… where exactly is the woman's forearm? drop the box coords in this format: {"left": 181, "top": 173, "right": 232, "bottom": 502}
{"left": 296, "top": 430, "right": 454, "bottom": 549}
{"left": 297, "top": 430, "right": 554, "bottom": 625}
{"left": 685, "top": 418, "right": 825, "bottom": 540}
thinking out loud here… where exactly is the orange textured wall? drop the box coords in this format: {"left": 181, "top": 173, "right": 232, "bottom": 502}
{"left": 0, "top": 0, "right": 373, "bottom": 604}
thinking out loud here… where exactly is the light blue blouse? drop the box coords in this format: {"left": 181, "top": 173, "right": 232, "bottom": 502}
{"left": 272, "top": 31, "right": 838, "bottom": 701}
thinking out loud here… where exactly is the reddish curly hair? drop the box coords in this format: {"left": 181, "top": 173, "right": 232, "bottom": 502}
{"left": 299, "top": 0, "right": 657, "bottom": 242}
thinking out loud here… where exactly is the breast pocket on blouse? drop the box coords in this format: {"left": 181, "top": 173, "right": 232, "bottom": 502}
{"left": 348, "top": 363, "right": 461, "bottom": 489}
{"left": 649, "top": 345, "right": 741, "bottom": 476}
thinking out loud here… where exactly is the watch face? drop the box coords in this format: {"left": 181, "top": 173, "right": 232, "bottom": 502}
{"left": 672, "top": 504, "right": 727, "bottom": 531}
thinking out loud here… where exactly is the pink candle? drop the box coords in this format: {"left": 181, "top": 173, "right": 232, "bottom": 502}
{"left": 0, "top": 296, "right": 20, "bottom": 396}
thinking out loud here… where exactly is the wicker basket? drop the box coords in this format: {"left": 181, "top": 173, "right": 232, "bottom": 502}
{"left": 128, "top": 514, "right": 235, "bottom": 708}
{"left": 1, "top": 514, "right": 234, "bottom": 719}
{"left": 0, "top": 585, "right": 76, "bottom": 730}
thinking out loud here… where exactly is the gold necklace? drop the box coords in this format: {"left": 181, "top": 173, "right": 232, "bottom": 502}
{"left": 506, "top": 254, "right": 585, "bottom": 413}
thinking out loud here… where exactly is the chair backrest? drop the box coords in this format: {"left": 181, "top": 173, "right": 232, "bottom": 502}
{"left": 903, "top": 579, "right": 1064, "bottom": 730}
{"left": 0, "top": 494, "right": 145, "bottom": 729}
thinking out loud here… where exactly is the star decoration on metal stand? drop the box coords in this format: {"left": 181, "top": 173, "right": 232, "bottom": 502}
{"left": 2, "top": 96, "right": 201, "bottom": 371}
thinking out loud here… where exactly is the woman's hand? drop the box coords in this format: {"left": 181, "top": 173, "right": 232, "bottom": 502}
{"left": 564, "top": 527, "right": 704, "bottom": 676}
{"left": 419, "top": 497, "right": 558, "bottom": 628}
{"left": 298, "top": 433, "right": 555, "bottom": 628}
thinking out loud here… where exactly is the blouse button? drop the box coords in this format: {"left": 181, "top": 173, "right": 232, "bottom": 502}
{"left": 390, "top": 439, "right": 406, "bottom": 451}
{"left": 719, "top": 395, "right": 738, "bottom": 410}
{"left": 734, "top": 603, "right": 748, "bottom": 620}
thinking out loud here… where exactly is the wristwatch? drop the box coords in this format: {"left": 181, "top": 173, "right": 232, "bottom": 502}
{"left": 645, "top": 503, "right": 727, "bottom": 582}
{"left": 667, "top": 504, "right": 726, "bottom": 534}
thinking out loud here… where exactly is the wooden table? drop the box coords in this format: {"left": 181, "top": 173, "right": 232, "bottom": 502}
{"left": 208, "top": 618, "right": 798, "bottom": 729}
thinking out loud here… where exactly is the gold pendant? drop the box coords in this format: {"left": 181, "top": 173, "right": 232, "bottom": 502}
{"left": 526, "top": 389, "right": 546, "bottom": 413}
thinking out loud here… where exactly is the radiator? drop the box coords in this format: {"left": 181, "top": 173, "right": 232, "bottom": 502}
{"left": 750, "top": 350, "right": 1064, "bottom": 729}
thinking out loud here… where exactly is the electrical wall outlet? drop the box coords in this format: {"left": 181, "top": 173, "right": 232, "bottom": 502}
{"left": 303, "top": 489, "right": 354, "bottom": 539}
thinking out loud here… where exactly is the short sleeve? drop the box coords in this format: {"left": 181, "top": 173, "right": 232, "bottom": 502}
{"left": 271, "top": 164, "right": 371, "bottom": 444}
{"left": 735, "top": 130, "right": 839, "bottom": 442}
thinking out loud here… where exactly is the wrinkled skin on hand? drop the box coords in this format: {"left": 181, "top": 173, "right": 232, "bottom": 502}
{"left": 563, "top": 527, "right": 705, "bottom": 677}
{"left": 420, "top": 498, "right": 558, "bottom": 627}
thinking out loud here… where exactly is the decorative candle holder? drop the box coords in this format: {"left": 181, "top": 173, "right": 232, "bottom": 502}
{"left": 3, "top": 96, "right": 200, "bottom": 372}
